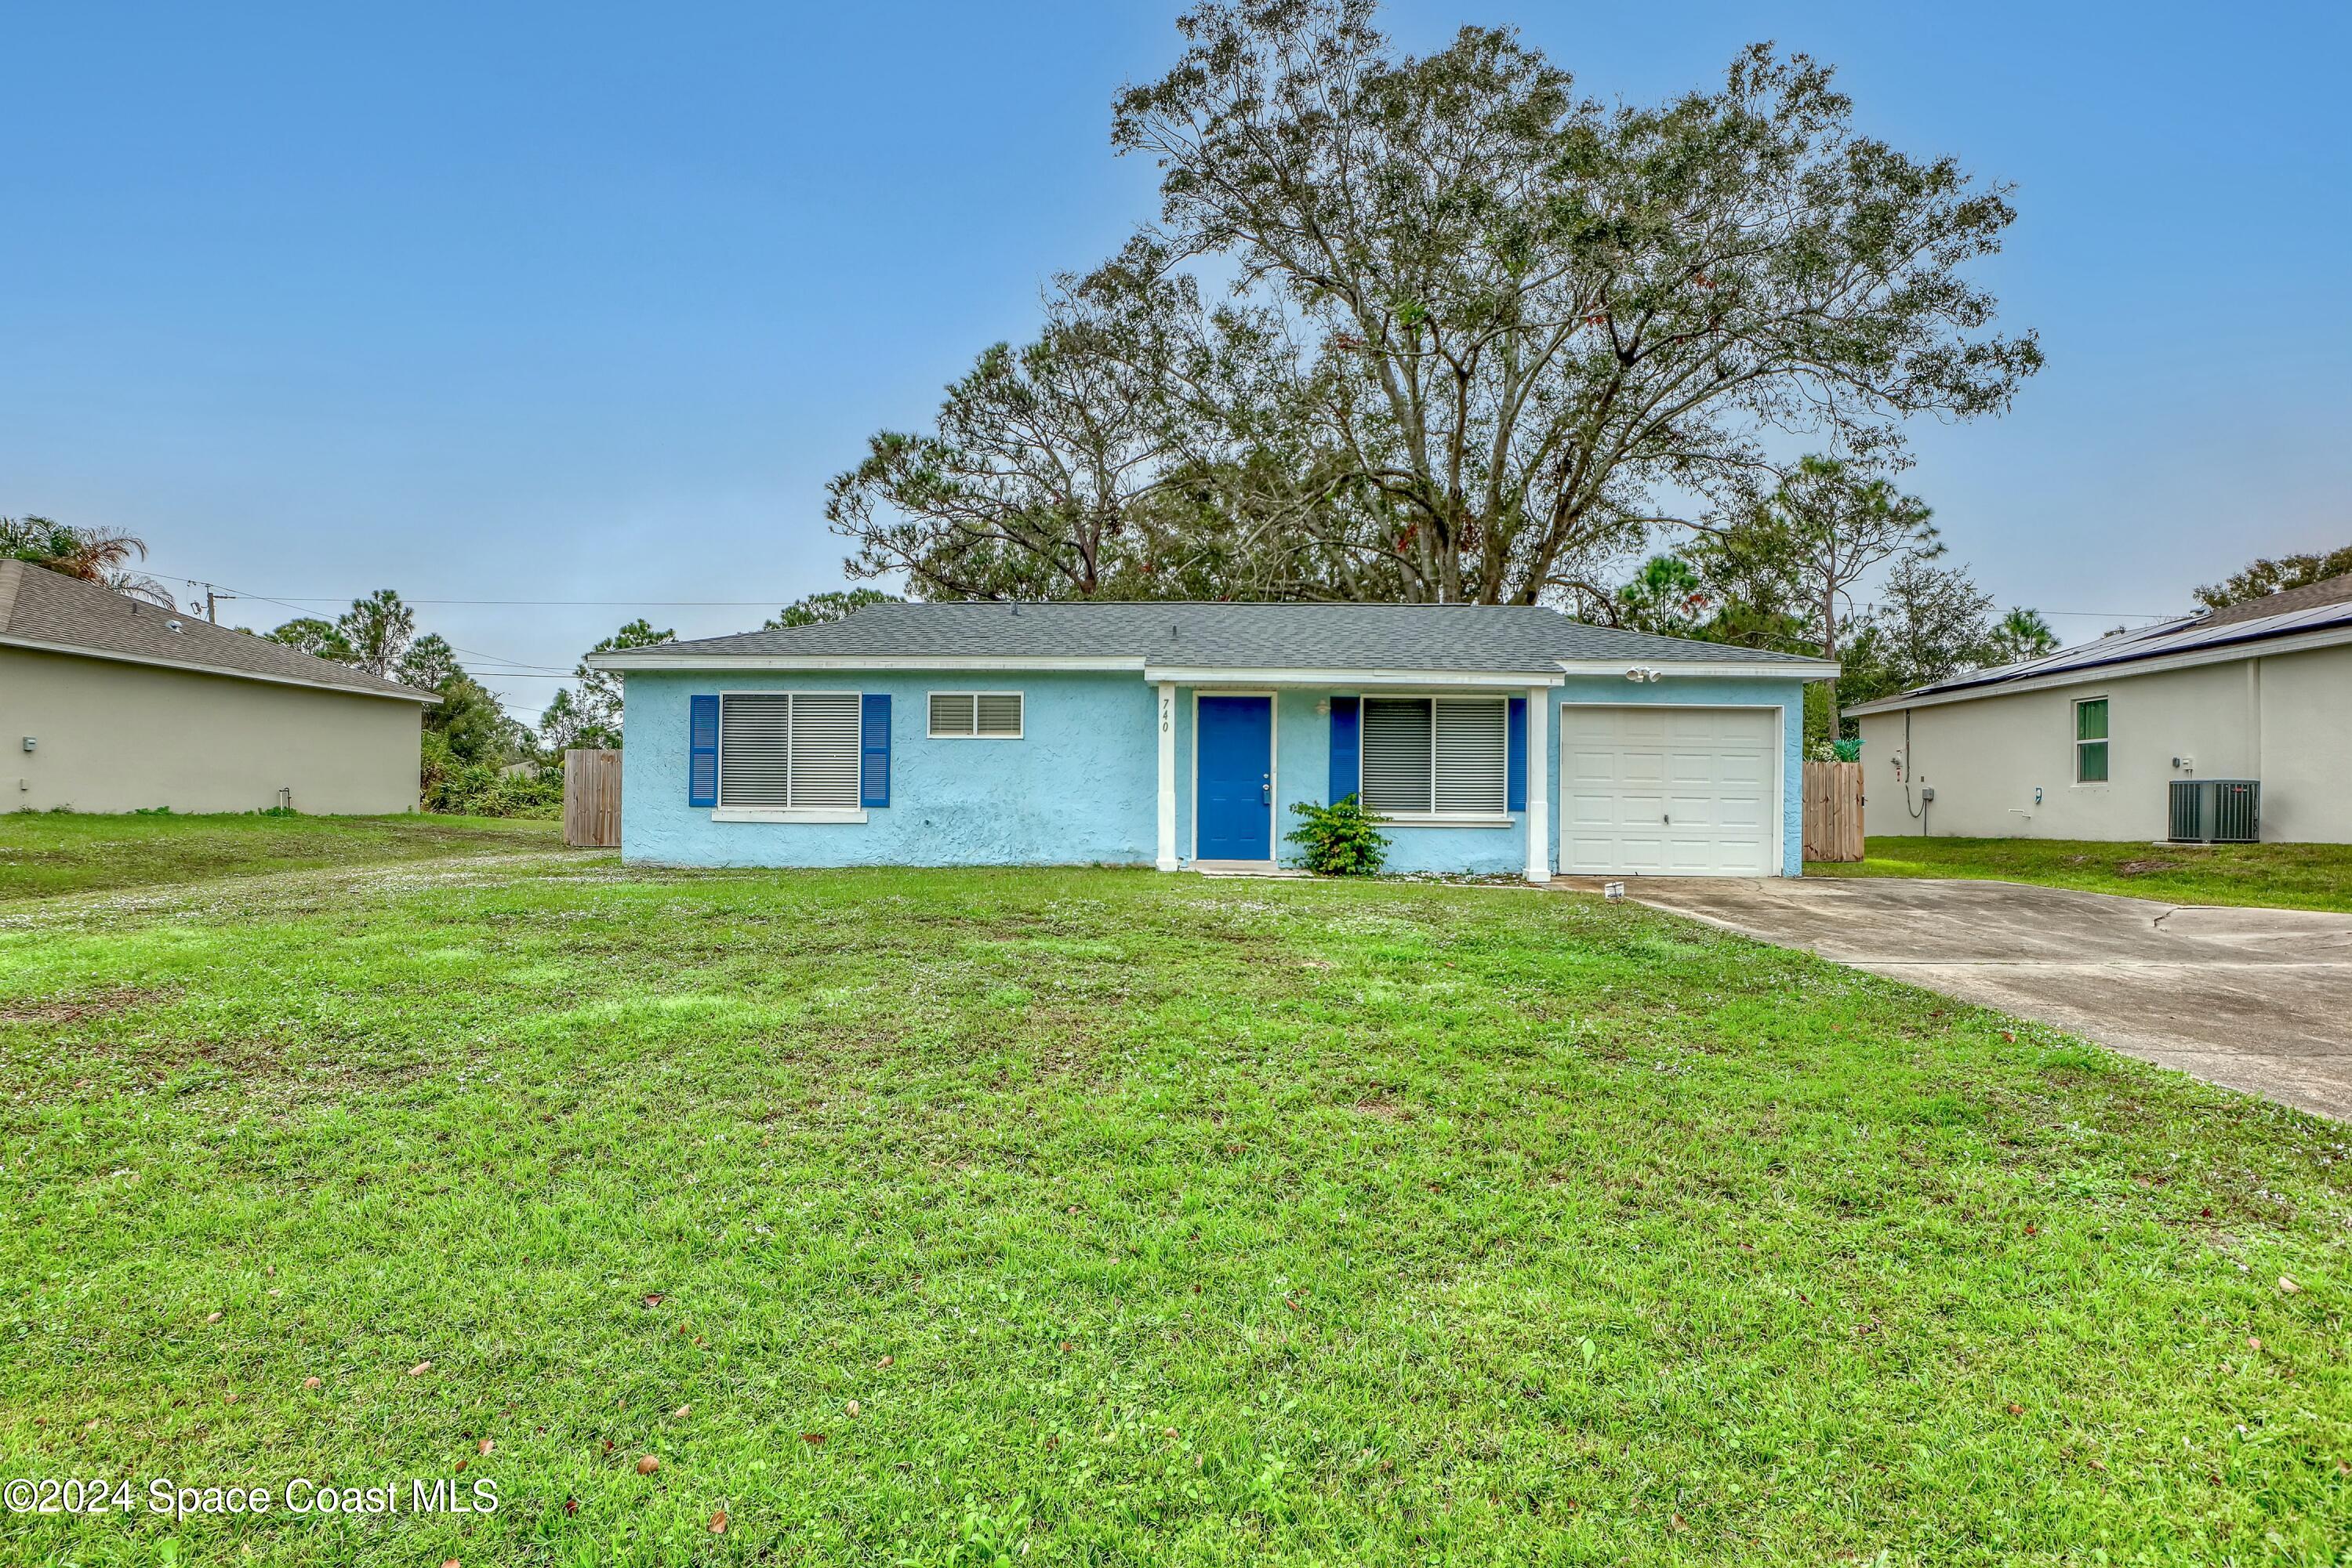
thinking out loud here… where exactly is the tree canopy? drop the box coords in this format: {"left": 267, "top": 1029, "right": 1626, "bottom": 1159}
{"left": 831, "top": 1, "right": 2038, "bottom": 605}
{"left": 2195, "top": 543, "right": 2352, "bottom": 609}
{"left": 545, "top": 617, "right": 676, "bottom": 752}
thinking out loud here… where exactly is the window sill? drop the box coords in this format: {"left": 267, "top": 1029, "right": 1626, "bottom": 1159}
{"left": 1374, "top": 812, "right": 1516, "bottom": 829}
{"left": 711, "top": 807, "right": 870, "bottom": 824}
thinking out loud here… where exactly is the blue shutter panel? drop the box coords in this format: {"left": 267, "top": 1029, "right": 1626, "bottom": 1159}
{"left": 688, "top": 695, "right": 720, "bottom": 808}
{"left": 1328, "top": 695, "right": 1360, "bottom": 803}
{"left": 859, "top": 693, "right": 891, "bottom": 808}
{"left": 1505, "top": 697, "right": 1526, "bottom": 812}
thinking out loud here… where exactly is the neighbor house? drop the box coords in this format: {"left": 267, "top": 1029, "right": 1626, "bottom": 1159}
{"left": 1849, "top": 572, "right": 2352, "bottom": 843}
{"left": 0, "top": 560, "right": 437, "bottom": 813}
{"left": 584, "top": 601, "right": 1835, "bottom": 880}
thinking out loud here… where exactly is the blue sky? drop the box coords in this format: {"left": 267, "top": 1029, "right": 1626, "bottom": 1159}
{"left": 5, "top": 2, "right": 2347, "bottom": 719}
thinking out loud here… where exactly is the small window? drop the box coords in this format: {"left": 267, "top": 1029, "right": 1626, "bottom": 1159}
{"left": 719, "top": 692, "right": 861, "bottom": 808}
{"left": 929, "top": 691, "right": 1023, "bottom": 738}
{"left": 1360, "top": 696, "right": 1507, "bottom": 817}
{"left": 2074, "top": 697, "right": 2109, "bottom": 783}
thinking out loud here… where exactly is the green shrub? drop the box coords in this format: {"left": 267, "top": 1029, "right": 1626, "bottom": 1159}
{"left": 1285, "top": 794, "right": 1389, "bottom": 876}
{"left": 419, "top": 731, "right": 561, "bottom": 818}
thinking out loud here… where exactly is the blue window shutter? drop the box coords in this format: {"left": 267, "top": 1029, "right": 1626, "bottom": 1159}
{"left": 1506, "top": 696, "right": 1527, "bottom": 812}
{"left": 688, "top": 695, "right": 719, "bottom": 808}
{"left": 860, "top": 693, "right": 891, "bottom": 808}
{"left": 1329, "top": 695, "right": 1360, "bottom": 802}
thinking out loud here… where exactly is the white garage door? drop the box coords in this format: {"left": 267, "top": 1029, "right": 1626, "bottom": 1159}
{"left": 1560, "top": 706, "right": 1779, "bottom": 877}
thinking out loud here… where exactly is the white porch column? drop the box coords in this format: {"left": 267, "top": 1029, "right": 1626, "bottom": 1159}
{"left": 1524, "top": 685, "right": 1552, "bottom": 884}
{"left": 1156, "top": 681, "right": 1179, "bottom": 870}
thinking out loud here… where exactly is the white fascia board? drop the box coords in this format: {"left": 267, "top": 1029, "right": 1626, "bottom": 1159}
{"left": 0, "top": 634, "right": 442, "bottom": 702}
{"left": 1844, "top": 624, "right": 2352, "bottom": 717}
{"left": 1554, "top": 659, "right": 1839, "bottom": 680}
{"left": 585, "top": 652, "right": 1145, "bottom": 673}
{"left": 1144, "top": 665, "right": 1565, "bottom": 688}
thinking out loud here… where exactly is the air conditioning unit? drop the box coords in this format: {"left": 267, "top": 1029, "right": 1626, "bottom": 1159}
{"left": 2169, "top": 779, "right": 2259, "bottom": 844}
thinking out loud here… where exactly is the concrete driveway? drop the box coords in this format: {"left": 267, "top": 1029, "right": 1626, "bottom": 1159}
{"left": 1570, "top": 876, "right": 2352, "bottom": 1121}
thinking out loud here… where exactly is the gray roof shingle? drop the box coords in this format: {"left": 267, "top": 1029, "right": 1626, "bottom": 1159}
{"left": 596, "top": 601, "right": 1826, "bottom": 674}
{"left": 0, "top": 560, "right": 438, "bottom": 702}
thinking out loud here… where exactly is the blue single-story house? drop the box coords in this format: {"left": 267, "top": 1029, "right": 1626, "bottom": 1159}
{"left": 583, "top": 602, "right": 1836, "bottom": 881}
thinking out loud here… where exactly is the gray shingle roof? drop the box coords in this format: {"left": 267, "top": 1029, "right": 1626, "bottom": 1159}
{"left": 0, "top": 560, "right": 438, "bottom": 702}
{"left": 595, "top": 601, "right": 1827, "bottom": 673}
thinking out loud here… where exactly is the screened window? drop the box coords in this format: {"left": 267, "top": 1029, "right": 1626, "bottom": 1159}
{"left": 719, "top": 692, "right": 862, "bottom": 808}
{"left": 2074, "top": 697, "right": 2109, "bottom": 783}
{"left": 928, "top": 691, "right": 1024, "bottom": 738}
{"left": 1359, "top": 696, "right": 1508, "bottom": 816}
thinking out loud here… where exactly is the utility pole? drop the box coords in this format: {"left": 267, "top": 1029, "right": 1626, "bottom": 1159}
{"left": 198, "top": 583, "right": 234, "bottom": 625}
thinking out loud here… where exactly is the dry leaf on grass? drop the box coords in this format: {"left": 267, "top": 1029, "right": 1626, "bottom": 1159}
{"left": 303, "top": 1376, "right": 321, "bottom": 1389}
{"left": 478, "top": 1438, "right": 493, "bottom": 1455}
{"left": 408, "top": 1361, "right": 432, "bottom": 1377}
{"left": 673, "top": 1404, "right": 691, "bottom": 1419}
{"left": 636, "top": 1454, "right": 659, "bottom": 1475}
{"left": 709, "top": 1510, "right": 728, "bottom": 1534}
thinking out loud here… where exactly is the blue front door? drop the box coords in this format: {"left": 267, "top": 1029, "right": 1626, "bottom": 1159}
{"left": 1196, "top": 695, "right": 1273, "bottom": 861}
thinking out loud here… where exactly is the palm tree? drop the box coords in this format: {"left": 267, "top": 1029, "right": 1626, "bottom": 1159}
{"left": 1, "top": 516, "right": 176, "bottom": 608}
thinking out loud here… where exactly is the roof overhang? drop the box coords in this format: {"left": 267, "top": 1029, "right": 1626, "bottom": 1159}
{"left": 1, "top": 634, "right": 442, "bottom": 702}
{"left": 588, "top": 650, "right": 1830, "bottom": 684}
{"left": 583, "top": 652, "right": 1146, "bottom": 673}
{"left": 1555, "top": 658, "right": 1838, "bottom": 681}
{"left": 1845, "top": 622, "right": 2352, "bottom": 717}
{"left": 1145, "top": 665, "right": 1564, "bottom": 688}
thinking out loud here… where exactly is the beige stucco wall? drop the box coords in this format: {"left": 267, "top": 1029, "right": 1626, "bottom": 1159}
{"left": 1854, "top": 643, "right": 2352, "bottom": 842}
{"left": 1, "top": 646, "right": 423, "bottom": 814}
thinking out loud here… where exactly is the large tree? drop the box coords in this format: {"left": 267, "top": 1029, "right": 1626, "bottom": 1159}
{"left": 827, "top": 256, "right": 1228, "bottom": 600}
{"left": 2195, "top": 543, "right": 2352, "bottom": 610}
{"left": 826, "top": 2, "right": 2038, "bottom": 606}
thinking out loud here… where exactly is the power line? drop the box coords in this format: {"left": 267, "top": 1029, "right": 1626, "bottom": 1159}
{"left": 175, "top": 575, "right": 575, "bottom": 676}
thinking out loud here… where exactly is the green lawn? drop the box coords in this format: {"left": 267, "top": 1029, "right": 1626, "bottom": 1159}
{"left": 2, "top": 844, "right": 2347, "bottom": 1564}
{"left": 1809, "top": 835, "right": 2352, "bottom": 914}
{"left": 0, "top": 811, "right": 563, "bottom": 902}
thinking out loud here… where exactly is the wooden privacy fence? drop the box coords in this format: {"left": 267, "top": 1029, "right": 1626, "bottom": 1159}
{"left": 1801, "top": 760, "right": 1864, "bottom": 862}
{"left": 564, "top": 749, "right": 622, "bottom": 848}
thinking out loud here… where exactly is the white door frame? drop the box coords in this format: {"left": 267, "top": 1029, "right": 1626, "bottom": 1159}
{"left": 1558, "top": 701, "right": 1785, "bottom": 877}
{"left": 1190, "top": 688, "right": 1279, "bottom": 864}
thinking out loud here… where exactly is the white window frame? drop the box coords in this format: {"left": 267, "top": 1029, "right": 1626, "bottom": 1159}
{"left": 1359, "top": 694, "right": 1514, "bottom": 827}
{"left": 2073, "top": 695, "right": 2111, "bottom": 787}
{"left": 927, "top": 690, "right": 1025, "bottom": 739}
{"left": 712, "top": 689, "right": 869, "bottom": 823}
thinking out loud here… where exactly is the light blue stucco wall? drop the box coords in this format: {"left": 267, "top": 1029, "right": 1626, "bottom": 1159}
{"left": 619, "top": 670, "right": 1157, "bottom": 867}
{"left": 620, "top": 669, "right": 1811, "bottom": 877}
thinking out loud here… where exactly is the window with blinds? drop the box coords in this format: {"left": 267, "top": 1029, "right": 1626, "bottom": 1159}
{"left": 1359, "top": 696, "right": 1507, "bottom": 816}
{"left": 718, "top": 692, "right": 862, "bottom": 808}
{"left": 928, "top": 691, "right": 1024, "bottom": 737}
